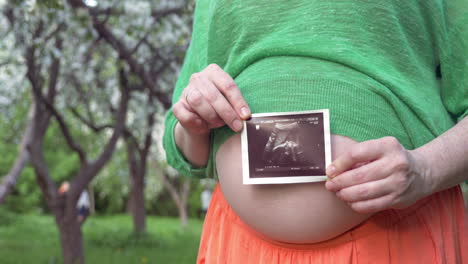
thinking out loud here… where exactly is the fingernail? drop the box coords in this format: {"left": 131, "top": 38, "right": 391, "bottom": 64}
{"left": 232, "top": 119, "right": 242, "bottom": 132}
{"left": 240, "top": 107, "right": 250, "bottom": 119}
{"left": 326, "top": 165, "right": 336, "bottom": 177}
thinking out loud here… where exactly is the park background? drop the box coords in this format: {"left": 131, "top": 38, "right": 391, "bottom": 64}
{"left": 0, "top": 0, "right": 216, "bottom": 263}
{"left": 1, "top": 1, "right": 467, "bottom": 264}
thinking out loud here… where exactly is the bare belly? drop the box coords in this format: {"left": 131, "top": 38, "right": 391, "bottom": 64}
{"left": 216, "top": 133, "right": 373, "bottom": 244}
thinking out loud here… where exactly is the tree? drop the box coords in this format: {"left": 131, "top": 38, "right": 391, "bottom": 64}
{"left": 64, "top": 0, "right": 193, "bottom": 233}
{"left": 124, "top": 105, "right": 156, "bottom": 233}
{"left": 0, "top": 105, "right": 34, "bottom": 204}
{"left": 0, "top": 6, "right": 33, "bottom": 204}
{"left": 26, "top": 31, "right": 129, "bottom": 264}
{"left": 2, "top": 2, "right": 128, "bottom": 263}
{"left": 160, "top": 166, "right": 192, "bottom": 227}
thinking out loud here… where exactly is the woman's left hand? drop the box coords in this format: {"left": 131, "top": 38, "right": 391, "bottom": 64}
{"left": 325, "top": 136, "right": 433, "bottom": 214}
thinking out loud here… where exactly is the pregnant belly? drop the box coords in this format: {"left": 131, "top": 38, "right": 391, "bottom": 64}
{"left": 216, "top": 133, "right": 373, "bottom": 244}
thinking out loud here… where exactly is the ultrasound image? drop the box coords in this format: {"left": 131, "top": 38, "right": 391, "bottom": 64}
{"left": 262, "top": 122, "right": 307, "bottom": 166}
{"left": 245, "top": 113, "right": 326, "bottom": 178}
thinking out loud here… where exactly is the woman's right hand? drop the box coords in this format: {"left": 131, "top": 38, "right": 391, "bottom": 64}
{"left": 172, "top": 64, "right": 251, "bottom": 135}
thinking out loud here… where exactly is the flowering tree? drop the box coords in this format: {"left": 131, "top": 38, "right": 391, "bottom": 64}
{"left": 0, "top": 0, "right": 193, "bottom": 263}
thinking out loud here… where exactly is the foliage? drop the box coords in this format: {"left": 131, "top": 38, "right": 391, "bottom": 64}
{"left": 0, "top": 0, "right": 196, "bottom": 215}
{"left": 92, "top": 147, "right": 130, "bottom": 214}
{"left": 2, "top": 168, "right": 42, "bottom": 213}
{"left": 188, "top": 178, "right": 216, "bottom": 218}
{"left": 0, "top": 206, "right": 16, "bottom": 226}
{"left": 187, "top": 181, "right": 203, "bottom": 218}
{"left": 0, "top": 214, "right": 202, "bottom": 264}
{"left": 0, "top": 121, "right": 83, "bottom": 213}
{"left": 146, "top": 185, "right": 179, "bottom": 217}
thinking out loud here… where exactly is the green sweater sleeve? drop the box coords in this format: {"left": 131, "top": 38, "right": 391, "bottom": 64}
{"left": 162, "top": 0, "right": 212, "bottom": 178}
{"left": 441, "top": 4, "right": 468, "bottom": 122}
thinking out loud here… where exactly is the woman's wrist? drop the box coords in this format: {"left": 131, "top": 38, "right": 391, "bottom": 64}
{"left": 410, "top": 117, "right": 468, "bottom": 195}
{"left": 409, "top": 148, "right": 436, "bottom": 197}
{"left": 174, "top": 121, "right": 210, "bottom": 168}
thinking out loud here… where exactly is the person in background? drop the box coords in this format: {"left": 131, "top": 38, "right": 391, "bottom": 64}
{"left": 200, "top": 185, "right": 212, "bottom": 218}
{"left": 58, "top": 181, "right": 91, "bottom": 225}
{"left": 76, "top": 189, "right": 90, "bottom": 225}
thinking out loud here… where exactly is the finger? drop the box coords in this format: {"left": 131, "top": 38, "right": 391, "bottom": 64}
{"left": 348, "top": 194, "right": 396, "bottom": 214}
{"left": 172, "top": 101, "right": 209, "bottom": 133}
{"left": 325, "top": 158, "right": 392, "bottom": 192}
{"left": 184, "top": 86, "right": 224, "bottom": 128}
{"left": 192, "top": 74, "right": 243, "bottom": 132}
{"left": 335, "top": 177, "right": 394, "bottom": 203}
{"left": 202, "top": 64, "right": 251, "bottom": 119}
{"left": 326, "top": 138, "right": 388, "bottom": 178}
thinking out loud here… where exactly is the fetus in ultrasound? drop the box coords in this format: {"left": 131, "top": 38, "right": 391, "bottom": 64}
{"left": 263, "top": 122, "right": 307, "bottom": 166}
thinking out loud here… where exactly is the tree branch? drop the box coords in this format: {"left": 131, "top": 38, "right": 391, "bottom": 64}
{"left": 3, "top": 6, "right": 15, "bottom": 27}
{"left": 82, "top": 36, "right": 102, "bottom": 65}
{"left": 22, "top": 20, "right": 60, "bottom": 204}
{"left": 69, "top": 107, "right": 113, "bottom": 133}
{"left": 161, "top": 172, "right": 182, "bottom": 208}
{"left": 43, "top": 23, "right": 66, "bottom": 43}
{"left": 70, "top": 70, "right": 130, "bottom": 197}
{"left": 90, "top": 15, "right": 171, "bottom": 108}
{"left": 129, "top": 31, "right": 150, "bottom": 55}
{"left": 65, "top": 0, "right": 172, "bottom": 109}
{"left": 181, "top": 177, "right": 191, "bottom": 205}
{"left": 36, "top": 95, "right": 87, "bottom": 164}
{"left": 151, "top": 6, "right": 185, "bottom": 21}
{"left": 140, "top": 110, "right": 156, "bottom": 167}
{"left": 25, "top": 21, "right": 45, "bottom": 92}
{"left": 30, "top": 36, "right": 88, "bottom": 165}
{"left": 67, "top": 0, "right": 87, "bottom": 8}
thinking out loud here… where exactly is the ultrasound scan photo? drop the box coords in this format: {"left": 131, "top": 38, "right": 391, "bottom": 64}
{"left": 241, "top": 110, "right": 331, "bottom": 184}
{"left": 262, "top": 122, "right": 307, "bottom": 166}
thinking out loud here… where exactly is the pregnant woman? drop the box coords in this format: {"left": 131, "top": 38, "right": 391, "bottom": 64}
{"left": 163, "top": 0, "right": 468, "bottom": 263}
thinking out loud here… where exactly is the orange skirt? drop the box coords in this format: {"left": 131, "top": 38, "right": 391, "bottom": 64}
{"left": 197, "top": 184, "right": 468, "bottom": 264}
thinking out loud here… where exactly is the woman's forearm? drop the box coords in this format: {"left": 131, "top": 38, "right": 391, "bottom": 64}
{"left": 174, "top": 122, "right": 211, "bottom": 168}
{"left": 412, "top": 116, "right": 468, "bottom": 194}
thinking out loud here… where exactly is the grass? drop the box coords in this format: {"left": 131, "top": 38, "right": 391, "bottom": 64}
{"left": 1, "top": 183, "right": 466, "bottom": 264}
{"left": 0, "top": 213, "right": 203, "bottom": 264}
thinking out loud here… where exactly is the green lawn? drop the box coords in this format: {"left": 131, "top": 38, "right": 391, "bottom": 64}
{"left": 0, "top": 213, "right": 203, "bottom": 264}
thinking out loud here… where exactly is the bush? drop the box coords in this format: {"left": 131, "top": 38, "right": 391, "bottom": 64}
{"left": 0, "top": 207, "right": 17, "bottom": 226}
{"left": 188, "top": 181, "right": 203, "bottom": 218}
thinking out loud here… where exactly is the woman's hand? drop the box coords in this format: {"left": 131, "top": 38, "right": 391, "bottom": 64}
{"left": 172, "top": 64, "right": 251, "bottom": 135}
{"left": 325, "top": 136, "right": 433, "bottom": 214}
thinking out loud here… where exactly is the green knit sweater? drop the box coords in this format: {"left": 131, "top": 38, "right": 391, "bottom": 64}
{"left": 163, "top": 0, "right": 468, "bottom": 179}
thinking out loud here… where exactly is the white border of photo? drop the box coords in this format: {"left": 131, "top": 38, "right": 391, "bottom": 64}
{"left": 241, "top": 109, "right": 331, "bottom": 184}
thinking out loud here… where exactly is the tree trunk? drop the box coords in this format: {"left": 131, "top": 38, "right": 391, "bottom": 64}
{"left": 16, "top": 16, "right": 129, "bottom": 264}
{"left": 179, "top": 179, "right": 190, "bottom": 228}
{"left": 54, "top": 206, "right": 85, "bottom": 264}
{"left": 88, "top": 185, "right": 95, "bottom": 215}
{"left": 161, "top": 172, "right": 191, "bottom": 228}
{"left": 0, "top": 150, "right": 29, "bottom": 204}
{"left": 126, "top": 139, "right": 147, "bottom": 233}
{"left": 178, "top": 201, "right": 188, "bottom": 227}
{"left": 0, "top": 106, "right": 35, "bottom": 204}
{"left": 129, "top": 170, "right": 146, "bottom": 233}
